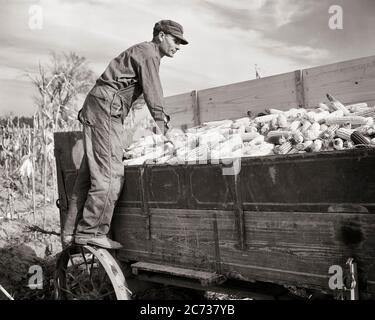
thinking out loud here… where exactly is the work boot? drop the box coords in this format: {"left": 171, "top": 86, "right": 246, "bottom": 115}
{"left": 74, "top": 236, "right": 123, "bottom": 249}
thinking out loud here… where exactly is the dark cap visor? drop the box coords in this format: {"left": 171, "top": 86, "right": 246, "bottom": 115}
{"left": 170, "top": 32, "right": 189, "bottom": 45}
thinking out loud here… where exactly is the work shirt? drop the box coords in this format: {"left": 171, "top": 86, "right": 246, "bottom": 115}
{"left": 96, "top": 41, "right": 167, "bottom": 122}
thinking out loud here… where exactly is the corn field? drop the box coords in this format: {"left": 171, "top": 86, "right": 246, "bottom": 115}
{"left": 0, "top": 51, "right": 95, "bottom": 225}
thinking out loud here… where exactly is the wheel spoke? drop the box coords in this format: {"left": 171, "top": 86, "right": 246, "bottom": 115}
{"left": 54, "top": 245, "right": 127, "bottom": 300}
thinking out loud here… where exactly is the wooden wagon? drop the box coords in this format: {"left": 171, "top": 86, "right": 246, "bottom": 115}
{"left": 53, "top": 55, "right": 375, "bottom": 300}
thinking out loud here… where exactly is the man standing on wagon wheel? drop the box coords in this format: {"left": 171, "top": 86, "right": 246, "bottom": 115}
{"left": 62, "top": 20, "right": 188, "bottom": 249}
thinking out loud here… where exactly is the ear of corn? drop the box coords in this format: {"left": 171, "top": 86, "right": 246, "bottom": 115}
{"left": 326, "top": 116, "right": 368, "bottom": 126}
{"left": 336, "top": 128, "right": 354, "bottom": 140}
{"left": 321, "top": 124, "right": 339, "bottom": 139}
{"left": 333, "top": 138, "right": 344, "bottom": 150}
{"left": 245, "top": 125, "right": 258, "bottom": 133}
{"left": 354, "top": 108, "right": 375, "bottom": 117}
{"left": 274, "top": 141, "right": 292, "bottom": 154}
{"left": 326, "top": 94, "right": 350, "bottom": 115}
{"left": 290, "top": 120, "right": 301, "bottom": 131}
{"left": 255, "top": 114, "right": 278, "bottom": 123}
{"left": 347, "top": 102, "right": 368, "bottom": 113}
{"left": 248, "top": 135, "right": 265, "bottom": 146}
{"left": 323, "top": 110, "right": 344, "bottom": 120}
{"left": 311, "top": 139, "right": 323, "bottom": 152}
{"left": 269, "top": 108, "right": 284, "bottom": 114}
{"left": 260, "top": 123, "right": 270, "bottom": 134}
{"left": 291, "top": 131, "right": 304, "bottom": 144}
{"left": 320, "top": 124, "right": 328, "bottom": 132}
{"left": 301, "top": 120, "right": 312, "bottom": 132}
{"left": 318, "top": 103, "right": 330, "bottom": 111}
{"left": 350, "top": 131, "right": 370, "bottom": 146}
{"left": 277, "top": 114, "right": 288, "bottom": 128}
{"left": 241, "top": 131, "right": 260, "bottom": 142}
{"left": 267, "top": 130, "right": 291, "bottom": 138}
{"left": 296, "top": 140, "right": 313, "bottom": 151}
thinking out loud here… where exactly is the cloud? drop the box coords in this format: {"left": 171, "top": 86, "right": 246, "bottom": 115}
{"left": 1, "top": 0, "right": 374, "bottom": 116}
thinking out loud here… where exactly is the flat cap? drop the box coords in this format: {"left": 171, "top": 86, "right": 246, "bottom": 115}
{"left": 154, "top": 20, "right": 188, "bottom": 45}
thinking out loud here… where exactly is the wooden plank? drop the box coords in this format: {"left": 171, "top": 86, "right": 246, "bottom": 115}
{"left": 218, "top": 210, "right": 375, "bottom": 297}
{"left": 164, "top": 92, "right": 195, "bottom": 128}
{"left": 197, "top": 72, "right": 299, "bottom": 123}
{"left": 303, "top": 55, "right": 375, "bottom": 108}
{"left": 113, "top": 208, "right": 222, "bottom": 272}
{"left": 295, "top": 70, "right": 305, "bottom": 108}
{"left": 131, "top": 262, "right": 225, "bottom": 286}
{"left": 191, "top": 90, "right": 200, "bottom": 126}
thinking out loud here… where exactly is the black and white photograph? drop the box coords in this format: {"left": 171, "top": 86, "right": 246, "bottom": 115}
{"left": 1, "top": 0, "right": 375, "bottom": 306}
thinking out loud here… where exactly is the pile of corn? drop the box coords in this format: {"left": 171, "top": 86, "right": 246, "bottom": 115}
{"left": 123, "top": 94, "right": 375, "bottom": 166}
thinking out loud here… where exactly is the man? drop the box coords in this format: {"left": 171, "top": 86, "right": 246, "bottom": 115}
{"left": 62, "top": 20, "right": 188, "bottom": 249}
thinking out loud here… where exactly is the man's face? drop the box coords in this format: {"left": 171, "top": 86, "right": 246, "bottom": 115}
{"left": 158, "top": 33, "right": 181, "bottom": 58}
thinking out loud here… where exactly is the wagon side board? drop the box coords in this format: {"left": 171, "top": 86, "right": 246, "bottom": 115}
{"left": 113, "top": 150, "right": 375, "bottom": 299}
{"left": 54, "top": 131, "right": 375, "bottom": 298}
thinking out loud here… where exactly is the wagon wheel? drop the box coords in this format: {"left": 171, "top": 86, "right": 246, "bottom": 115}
{"left": 54, "top": 245, "right": 131, "bottom": 300}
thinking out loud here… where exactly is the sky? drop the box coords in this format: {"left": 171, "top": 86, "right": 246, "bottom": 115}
{"left": 0, "top": 0, "right": 374, "bottom": 116}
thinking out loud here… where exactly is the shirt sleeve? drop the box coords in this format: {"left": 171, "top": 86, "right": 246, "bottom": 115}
{"left": 137, "top": 56, "right": 168, "bottom": 122}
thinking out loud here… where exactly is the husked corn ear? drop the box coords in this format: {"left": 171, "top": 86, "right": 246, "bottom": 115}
{"left": 245, "top": 125, "right": 258, "bottom": 133}
{"left": 266, "top": 130, "right": 291, "bottom": 144}
{"left": 242, "top": 142, "right": 274, "bottom": 157}
{"left": 241, "top": 131, "right": 260, "bottom": 142}
{"left": 296, "top": 140, "right": 313, "bottom": 151}
{"left": 318, "top": 103, "right": 330, "bottom": 111}
{"left": 323, "top": 110, "right": 344, "bottom": 121}
{"left": 248, "top": 135, "right": 265, "bottom": 146}
{"left": 267, "top": 130, "right": 291, "bottom": 138}
{"left": 326, "top": 94, "right": 350, "bottom": 115}
{"left": 322, "top": 139, "right": 334, "bottom": 150}
{"left": 231, "top": 122, "right": 241, "bottom": 129}
{"left": 306, "top": 111, "right": 318, "bottom": 123}
{"left": 310, "top": 122, "right": 320, "bottom": 132}
{"left": 347, "top": 102, "right": 368, "bottom": 113}
{"left": 321, "top": 124, "right": 339, "bottom": 139}
{"left": 290, "top": 120, "right": 301, "bottom": 131}
{"left": 301, "top": 120, "right": 311, "bottom": 132}
{"left": 311, "top": 139, "right": 323, "bottom": 152}
{"left": 288, "top": 148, "right": 300, "bottom": 154}
{"left": 234, "top": 117, "right": 252, "bottom": 126}
{"left": 350, "top": 131, "right": 370, "bottom": 145}
{"left": 336, "top": 128, "right": 354, "bottom": 140}
{"left": 326, "top": 116, "right": 368, "bottom": 126}
{"left": 277, "top": 114, "right": 288, "bottom": 128}
{"left": 291, "top": 131, "right": 304, "bottom": 144}
{"left": 255, "top": 114, "right": 278, "bottom": 123}
{"left": 260, "top": 123, "right": 270, "bottom": 134}
{"left": 365, "top": 117, "right": 374, "bottom": 126}
{"left": 274, "top": 141, "right": 292, "bottom": 154}
{"left": 315, "top": 111, "right": 331, "bottom": 123}
{"left": 354, "top": 108, "right": 375, "bottom": 117}
{"left": 333, "top": 138, "right": 344, "bottom": 150}
{"left": 270, "top": 117, "right": 278, "bottom": 130}
{"left": 344, "top": 140, "right": 354, "bottom": 149}
{"left": 303, "top": 126, "right": 321, "bottom": 141}
{"left": 360, "top": 125, "right": 375, "bottom": 135}
{"left": 269, "top": 108, "right": 284, "bottom": 114}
